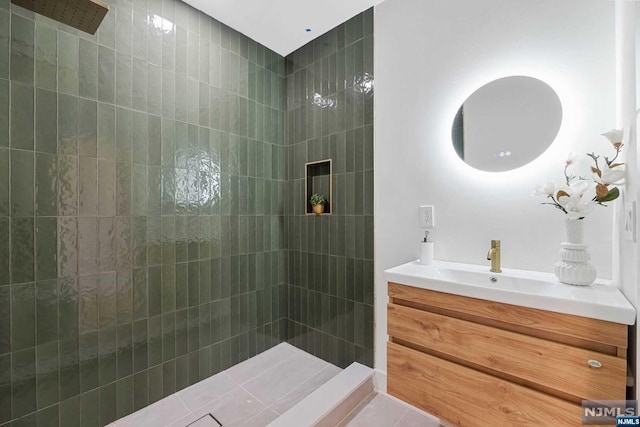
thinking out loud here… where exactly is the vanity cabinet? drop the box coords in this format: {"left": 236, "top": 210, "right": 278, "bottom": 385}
{"left": 387, "top": 282, "right": 629, "bottom": 427}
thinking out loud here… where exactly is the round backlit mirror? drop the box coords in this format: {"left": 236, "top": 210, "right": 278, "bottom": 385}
{"left": 452, "top": 76, "right": 562, "bottom": 172}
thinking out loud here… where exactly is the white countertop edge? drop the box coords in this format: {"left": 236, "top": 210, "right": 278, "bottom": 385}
{"left": 384, "top": 260, "right": 636, "bottom": 325}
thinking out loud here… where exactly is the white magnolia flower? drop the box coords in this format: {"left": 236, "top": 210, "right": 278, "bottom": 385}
{"left": 533, "top": 181, "right": 556, "bottom": 197}
{"left": 602, "top": 129, "right": 623, "bottom": 145}
{"left": 557, "top": 180, "right": 596, "bottom": 219}
{"left": 565, "top": 152, "right": 577, "bottom": 166}
{"left": 594, "top": 162, "right": 624, "bottom": 185}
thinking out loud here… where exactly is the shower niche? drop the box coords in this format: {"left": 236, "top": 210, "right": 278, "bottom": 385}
{"left": 305, "top": 159, "right": 332, "bottom": 215}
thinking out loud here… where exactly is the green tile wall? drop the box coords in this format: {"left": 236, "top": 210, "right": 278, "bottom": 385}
{"left": 0, "top": 0, "right": 287, "bottom": 425}
{"left": 284, "top": 10, "right": 374, "bottom": 368}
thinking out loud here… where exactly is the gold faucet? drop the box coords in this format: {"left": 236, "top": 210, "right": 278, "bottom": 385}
{"left": 487, "top": 240, "right": 502, "bottom": 273}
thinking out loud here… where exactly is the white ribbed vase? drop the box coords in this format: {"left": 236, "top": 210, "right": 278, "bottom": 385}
{"left": 554, "top": 218, "right": 596, "bottom": 286}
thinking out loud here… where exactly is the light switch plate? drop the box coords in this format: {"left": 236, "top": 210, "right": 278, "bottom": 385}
{"left": 419, "top": 205, "right": 435, "bottom": 228}
{"left": 624, "top": 201, "right": 636, "bottom": 242}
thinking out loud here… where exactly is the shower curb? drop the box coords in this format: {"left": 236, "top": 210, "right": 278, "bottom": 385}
{"left": 267, "top": 362, "right": 374, "bottom": 427}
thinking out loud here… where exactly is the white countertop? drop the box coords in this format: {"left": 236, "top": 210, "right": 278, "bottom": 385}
{"left": 384, "top": 260, "right": 636, "bottom": 325}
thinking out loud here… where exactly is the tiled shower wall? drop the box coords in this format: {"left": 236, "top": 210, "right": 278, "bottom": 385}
{"left": 0, "top": 0, "right": 287, "bottom": 425}
{"left": 284, "top": 10, "right": 374, "bottom": 368}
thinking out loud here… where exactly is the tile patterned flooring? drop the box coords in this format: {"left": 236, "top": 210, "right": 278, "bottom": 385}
{"left": 108, "top": 343, "right": 340, "bottom": 427}
{"left": 337, "top": 393, "right": 440, "bottom": 427}
{"left": 109, "top": 342, "right": 441, "bottom": 427}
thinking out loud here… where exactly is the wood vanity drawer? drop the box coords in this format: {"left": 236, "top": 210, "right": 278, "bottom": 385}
{"left": 388, "top": 303, "right": 626, "bottom": 402}
{"left": 389, "top": 282, "right": 628, "bottom": 355}
{"left": 387, "top": 342, "right": 603, "bottom": 427}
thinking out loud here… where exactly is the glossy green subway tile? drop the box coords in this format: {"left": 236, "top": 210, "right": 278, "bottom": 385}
{"left": 0, "top": 284, "right": 8, "bottom": 353}
{"left": 59, "top": 396, "right": 79, "bottom": 427}
{"left": 97, "top": 103, "right": 116, "bottom": 160}
{"left": 58, "top": 338, "right": 79, "bottom": 401}
{"left": 117, "top": 325, "right": 133, "bottom": 379}
{"left": 116, "top": 376, "right": 133, "bottom": 419}
{"left": 78, "top": 275, "right": 98, "bottom": 334}
{"left": 98, "top": 273, "right": 117, "bottom": 329}
{"left": 116, "top": 53, "right": 132, "bottom": 108}
{"left": 0, "top": 10, "right": 8, "bottom": 79}
{"left": 0, "top": 352, "right": 10, "bottom": 423}
{"left": 147, "top": 63, "right": 161, "bottom": 116}
{"left": 97, "top": 46, "right": 115, "bottom": 103}
{"left": 132, "top": 371, "right": 147, "bottom": 411}
{"left": 57, "top": 94, "right": 77, "bottom": 155}
{"left": 80, "top": 388, "right": 99, "bottom": 427}
{"left": 98, "top": 160, "right": 116, "bottom": 217}
{"left": 132, "top": 268, "right": 148, "bottom": 321}
{"left": 10, "top": 82, "right": 34, "bottom": 150}
{"left": 78, "top": 98, "right": 97, "bottom": 158}
{"left": 97, "top": 327, "right": 116, "bottom": 386}
{"left": 148, "top": 115, "right": 161, "bottom": 166}
{"left": 78, "top": 157, "right": 97, "bottom": 216}
{"left": 79, "top": 332, "right": 98, "bottom": 393}
{"left": 58, "top": 277, "right": 78, "bottom": 341}
{"left": 35, "top": 152, "right": 57, "bottom": 217}
{"left": 147, "top": 23, "right": 162, "bottom": 68}
{"left": 131, "top": 8, "right": 147, "bottom": 61}
{"left": 115, "top": 2, "right": 132, "bottom": 53}
{"left": 147, "top": 364, "right": 162, "bottom": 404}
{"left": 35, "top": 24, "right": 57, "bottom": 91}
{"left": 78, "top": 39, "right": 97, "bottom": 99}
{"left": 11, "top": 347, "right": 36, "bottom": 418}
{"left": 11, "top": 14, "right": 34, "bottom": 85}
{"left": 115, "top": 108, "right": 131, "bottom": 165}
{"left": 36, "top": 341, "right": 58, "bottom": 409}
{"left": 35, "top": 279, "right": 58, "bottom": 345}
{"left": 116, "top": 272, "right": 133, "bottom": 326}
{"left": 98, "top": 218, "right": 115, "bottom": 273}
{"left": 132, "top": 319, "right": 148, "bottom": 373}
{"left": 10, "top": 150, "right": 33, "bottom": 217}
{"left": 57, "top": 155, "right": 77, "bottom": 217}
{"left": 0, "top": 80, "right": 7, "bottom": 149}
{"left": 132, "top": 56, "right": 147, "bottom": 111}
{"left": 131, "top": 111, "right": 147, "bottom": 164}
{"left": 11, "top": 218, "right": 35, "bottom": 284}
{"left": 57, "top": 31, "right": 78, "bottom": 95}
{"left": 0, "top": 149, "right": 7, "bottom": 217}
{"left": 162, "top": 312, "right": 175, "bottom": 361}
{"left": 115, "top": 217, "right": 132, "bottom": 272}
{"left": 96, "top": 0, "right": 115, "bottom": 48}
{"left": 99, "top": 381, "right": 116, "bottom": 426}
{"left": 116, "top": 162, "right": 132, "bottom": 217}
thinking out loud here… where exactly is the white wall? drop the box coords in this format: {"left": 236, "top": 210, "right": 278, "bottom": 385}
{"left": 374, "top": 0, "right": 616, "bottom": 376}
{"left": 618, "top": 0, "right": 638, "bottom": 397}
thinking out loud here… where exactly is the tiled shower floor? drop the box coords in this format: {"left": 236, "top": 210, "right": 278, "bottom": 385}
{"left": 108, "top": 343, "right": 441, "bottom": 427}
{"left": 108, "top": 343, "right": 341, "bottom": 427}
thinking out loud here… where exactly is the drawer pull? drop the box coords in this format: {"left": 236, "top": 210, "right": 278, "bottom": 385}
{"left": 588, "top": 359, "right": 602, "bottom": 368}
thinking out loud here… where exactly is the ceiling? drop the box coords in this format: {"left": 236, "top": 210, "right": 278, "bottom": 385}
{"left": 182, "top": 0, "right": 384, "bottom": 56}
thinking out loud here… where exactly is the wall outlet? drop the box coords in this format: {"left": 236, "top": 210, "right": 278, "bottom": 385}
{"left": 624, "top": 201, "right": 636, "bottom": 242}
{"left": 419, "top": 205, "right": 435, "bottom": 228}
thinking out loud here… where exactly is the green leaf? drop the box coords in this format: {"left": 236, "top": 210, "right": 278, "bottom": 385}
{"left": 596, "top": 187, "right": 620, "bottom": 203}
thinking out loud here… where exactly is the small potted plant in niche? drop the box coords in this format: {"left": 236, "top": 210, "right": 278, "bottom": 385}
{"left": 310, "top": 193, "right": 328, "bottom": 215}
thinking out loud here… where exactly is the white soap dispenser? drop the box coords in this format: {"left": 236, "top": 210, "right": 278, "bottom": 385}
{"left": 419, "top": 231, "right": 434, "bottom": 265}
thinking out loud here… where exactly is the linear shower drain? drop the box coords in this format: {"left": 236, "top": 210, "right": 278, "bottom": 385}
{"left": 186, "top": 413, "right": 223, "bottom": 426}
